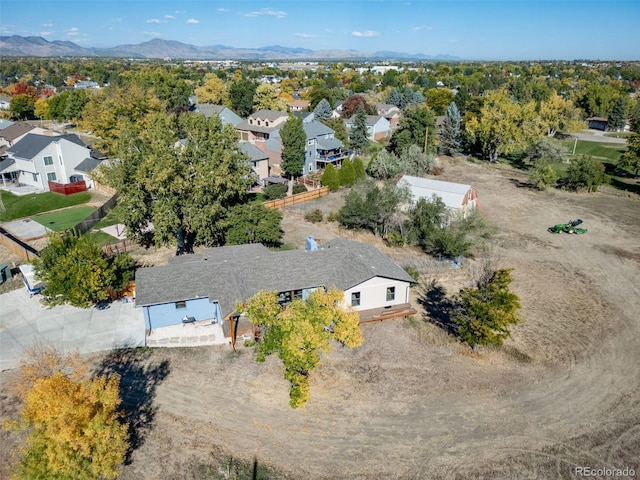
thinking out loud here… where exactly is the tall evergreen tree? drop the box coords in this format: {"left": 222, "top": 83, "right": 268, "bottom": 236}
{"left": 313, "top": 98, "right": 333, "bottom": 121}
{"left": 607, "top": 97, "right": 626, "bottom": 132}
{"left": 280, "top": 115, "right": 306, "bottom": 178}
{"left": 338, "top": 158, "right": 356, "bottom": 186}
{"left": 441, "top": 102, "right": 462, "bottom": 155}
{"left": 350, "top": 104, "right": 369, "bottom": 154}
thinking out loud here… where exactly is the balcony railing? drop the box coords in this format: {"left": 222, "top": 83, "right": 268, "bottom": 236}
{"left": 316, "top": 150, "right": 351, "bottom": 163}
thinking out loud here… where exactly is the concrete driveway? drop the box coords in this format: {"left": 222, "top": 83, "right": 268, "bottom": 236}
{"left": 0, "top": 288, "right": 145, "bottom": 371}
{"left": 572, "top": 129, "right": 628, "bottom": 144}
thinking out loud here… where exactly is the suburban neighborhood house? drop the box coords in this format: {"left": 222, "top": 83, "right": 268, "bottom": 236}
{"left": 344, "top": 114, "right": 392, "bottom": 141}
{"left": 0, "top": 122, "right": 56, "bottom": 149}
{"left": 135, "top": 237, "right": 416, "bottom": 340}
{"left": 2, "top": 133, "right": 105, "bottom": 191}
{"left": 235, "top": 109, "right": 289, "bottom": 142}
{"left": 193, "top": 103, "right": 243, "bottom": 127}
{"left": 399, "top": 175, "right": 479, "bottom": 221}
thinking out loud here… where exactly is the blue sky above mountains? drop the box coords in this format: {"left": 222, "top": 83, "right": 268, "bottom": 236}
{"left": 2, "top": 0, "right": 638, "bottom": 60}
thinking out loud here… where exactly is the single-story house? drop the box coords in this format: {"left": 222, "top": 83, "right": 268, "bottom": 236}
{"left": 0, "top": 96, "right": 11, "bottom": 111}
{"left": 399, "top": 175, "right": 478, "bottom": 220}
{"left": 135, "top": 238, "right": 416, "bottom": 337}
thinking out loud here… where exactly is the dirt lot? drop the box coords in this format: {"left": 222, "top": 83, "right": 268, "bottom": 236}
{"left": 2, "top": 160, "right": 639, "bottom": 479}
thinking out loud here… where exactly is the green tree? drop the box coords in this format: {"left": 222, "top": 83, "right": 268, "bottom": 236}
{"left": 440, "top": 102, "right": 462, "bottom": 155}
{"left": 34, "top": 234, "right": 121, "bottom": 307}
{"left": 48, "top": 91, "right": 69, "bottom": 121}
{"left": 339, "top": 178, "right": 411, "bottom": 237}
{"left": 280, "top": 115, "right": 306, "bottom": 178}
{"left": 253, "top": 83, "right": 286, "bottom": 111}
{"left": 538, "top": 93, "right": 584, "bottom": 136}
{"left": 323, "top": 117, "right": 349, "bottom": 146}
{"left": 10, "top": 93, "right": 35, "bottom": 119}
{"left": 352, "top": 157, "right": 367, "bottom": 180}
{"left": 195, "top": 73, "right": 229, "bottom": 105}
{"left": 245, "top": 287, "right": 363, "bottom": 408}
{"left": 229, "top": 78, "right": 257, "bottom": 117}
{"left": 100, "top": 112, "right": 252, "bottom": 251}
{"left": 263, "top": 183, "right": 288, "bottom": 200}
{"left": 399, "top": 144, "right": 439, "bottom": 176}
{"left": 63, "top": 89, "right": 89, "bottom": 121}
{"left": 313, "top": 98, "right": 333, "bottom": 121}
{"left": 11, "top": 347, "right": 129, "bottom": 480}
{"left": 388, "top": 104, "right": 437, "bottom": 156}
{"left": 525, "top": 137, "right": 568, "bottom": 164}
{"left": 367, "top": 149, "right": 402, "bottom": 179}
{"left": 607, "top": 96, "right": 626, "bottom": 132}
{"left": 425, "top": 88, "right": 455, "bottom": 116}
{"left": 338, "top": 158, "right": 356, "bottom": 186}
{"left": 349, "top": 104, "right": 370, "bottom": 154}
{"left": 564, "top": 155, "right": 607, "bottom": 192}
{"left": 321, "top": 163, "right": 340, "bottom": 191}
{"left": 619, "top": 133, "right": 640, "bottom": 174}
{"left": 452, "top": 268, "right": 522, "bottom": 348}
{"left": 222, "top": 203, "right": 283, "bottom": 247}
{"left": 529, "top": 162, "right": 559, "bottom": 190}
{"left": 465, "top": 90, "right": 543, "bottom": 162}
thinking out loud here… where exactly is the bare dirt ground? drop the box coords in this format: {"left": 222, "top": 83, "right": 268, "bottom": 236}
{"left": 2, "top": 160, "right": 639, "bottom": 479}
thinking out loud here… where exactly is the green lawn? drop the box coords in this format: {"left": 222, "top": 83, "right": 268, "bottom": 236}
{"left": 32, "top": 205, "right": 96, "bottom": 232}
{"left": 0, "top": 190, "right": 92, "bottom": 222}
{"left": 560, "top": 139, "right": 626, "bottom": 163}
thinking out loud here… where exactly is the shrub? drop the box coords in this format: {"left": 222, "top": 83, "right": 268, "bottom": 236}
{"left": 403, "top": 265, "right": 421, "bottom": 282}
{"left": 327, "top": 210, "right": 341, "bottom": 223}
{"left": 352, "top": 157, "right": 367, "bottom": 180}
{"left": 339, "top": 159, "right": 357, "bottom": 186}
{"left": 529, "top": 162, "right": 559, "bottom": 190}
{"left": 563, "top": 155, "right": 607, "bottom": 192}
{"left": 304, "top": 209, "right": 324, "bottom": 223}
{"left": 385, "top": 230, "right": 406, "bottom": 247}
{"left": 292, "top": 183, "right": 307, "bottom": 195}
{"left": 263, "top": 183, "right": 288, "bottom": 200}
{"left": 321, "top": 164, "right": 340, "bottom": 191}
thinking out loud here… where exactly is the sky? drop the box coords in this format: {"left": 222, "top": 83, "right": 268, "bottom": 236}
{"left": 1, "top": 0, "right": 639, "bottom": 60}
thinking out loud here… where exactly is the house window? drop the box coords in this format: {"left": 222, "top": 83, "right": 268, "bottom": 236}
{"left": 47, "top": 173, "right": 57, "bottom": 181}
{"left": 386, "top": 286, "right": 396, "bottom": 301}
{"left": 43, "top": 155, "right": 53, "bottom": 165}
{"left": 308, "top": 139, "right": 314, "bottom": 146}
{"left": 257, "top": 120, "right": 261, "bottom": 126}
{"left": 351, "top": 292, "right": 361, "bottom": 307}
{"left": 175, "top": 301, "right": 186, "bottom": 309}
{"left": 265, "top": 121, "right": 270, "bottom": 127}
{"left": 32, "top": 173, "right": 38, "bottom": 182}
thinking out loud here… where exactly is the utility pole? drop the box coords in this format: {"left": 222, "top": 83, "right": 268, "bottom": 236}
{"left": 424, "top": 126, "right": 429, "bottom": 154}
{"left": 572, "top": 138, "right": 578, "bottom": 155}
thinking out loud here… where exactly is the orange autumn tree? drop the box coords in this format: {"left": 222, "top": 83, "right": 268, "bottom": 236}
{"left": 10, "top": 347, "right": 129, "bottom": 480}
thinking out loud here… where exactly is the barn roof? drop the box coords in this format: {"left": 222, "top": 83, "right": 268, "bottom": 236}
{"left": 398, "top": 175, "right": 473, "bottom": 210}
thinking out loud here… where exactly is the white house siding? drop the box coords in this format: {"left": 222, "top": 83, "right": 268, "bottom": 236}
{"left": 343, "top": 276, "right": 411, "bottom": 311}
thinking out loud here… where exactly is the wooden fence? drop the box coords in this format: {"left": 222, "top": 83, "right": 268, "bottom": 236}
{"left": 73, "top": 193, "right": 118, "bottom": 235}
{"left": 48, "top": 180, "right": 87, "bottom": 195}
{"left": 263, "top": 186, "right": 329, "bottom": 209}
{"left": 0, "top": 226, "right": 40, "bottom": 261}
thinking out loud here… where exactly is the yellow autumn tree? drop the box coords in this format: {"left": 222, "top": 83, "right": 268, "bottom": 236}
{"left": 10, "top": 346, "right": 129, "bottom": 480}
{"left": 195, "top": 73, "right": 229, "bottom": 105}
{"left": 245, "top": 287, "right": 363, "bottom": 408}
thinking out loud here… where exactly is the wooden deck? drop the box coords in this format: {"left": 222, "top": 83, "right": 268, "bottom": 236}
{"left": 358, "top": 303, "right": 417, "bottom": 324}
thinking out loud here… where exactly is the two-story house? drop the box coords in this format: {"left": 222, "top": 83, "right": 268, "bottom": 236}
{"left": 344, "top": 115, "right": 392, "bottom": 142}
{"left": 193, "top": 104, "right": 243, "bottom": 127}
{"left": 235, "top": 110, "right": 289, "bottom": 143}
{"left": 3, "top": 133, "right": 104, "bottom": 192}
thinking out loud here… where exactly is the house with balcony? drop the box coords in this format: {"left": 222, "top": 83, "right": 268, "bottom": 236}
{"left": 235, "top": 110, "right": 289, "bottom": 143}
{"left": 2, "top": 133, "right": 104, "bottom": 191}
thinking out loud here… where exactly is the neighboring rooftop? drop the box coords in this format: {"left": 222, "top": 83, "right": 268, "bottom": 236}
{"left": 7, "top": 133, "right": 87, "bottom": 159}
{"left": 399, "top": 175, "right": 473, "bottom": 209}
{"left": 0, "top": 122, "right": 35, "bottom": 142}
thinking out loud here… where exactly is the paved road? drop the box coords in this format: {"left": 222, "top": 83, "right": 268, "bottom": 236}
{"left": 572, "top": 129, "right": 628, "bottom": 144}
{"left": 0, "top": 288, "right": 145, "bottom": 371}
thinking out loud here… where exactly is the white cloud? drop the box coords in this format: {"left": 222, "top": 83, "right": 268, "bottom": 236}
{"left": 142, "top": 31, "right": 161, "bottom": 37}
{"left": 112, "top": 17, "right": 122, "bottom": 23}
{"left": 244, "top": 8, "right": 287, "bottom": 18}
{"left": 217, "top": 8, "right": 229, "bottom": 12}
{"left": 186, "top": 18, "right": 200, "bottom": 24}
{"left": 146, "top": 18, "right": 162, "bottom": 24}
{"left": 325, "top": 28, "right": 334, "bottom": 34}
{"left": 42, "top": 22, "right": 54, "bottom": 27}
{"left": 67, "top": 27, "right": 80, "bottom": 37}
{"left": 175, "top": 10, "right": 186, "bottom": 14}
{"left": 40, "top": 31, "right": 53, "bottom": 37}
{"left": 412, "top": 25, "right": 432, "bottom": 31}
{"left": 295, "top": 33, "right": 317, "bottom": 39}
{"left": 352, "top": 30, "right": 380, "bottom": 37}
{"left": 164, "top": 14, "right": 175, "bottom": 20}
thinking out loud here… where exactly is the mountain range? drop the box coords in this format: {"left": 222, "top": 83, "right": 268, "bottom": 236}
{"left": 0, "top": 35, "right": 460, "bottom": 61}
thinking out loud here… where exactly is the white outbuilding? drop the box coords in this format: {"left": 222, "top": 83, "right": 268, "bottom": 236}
{"left": 398, "top": 175, "right": 478, "bottom": 220}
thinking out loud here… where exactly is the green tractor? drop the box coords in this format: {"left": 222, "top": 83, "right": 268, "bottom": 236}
{"left": 548, "top": 219, "right": 587, "bottom": 234}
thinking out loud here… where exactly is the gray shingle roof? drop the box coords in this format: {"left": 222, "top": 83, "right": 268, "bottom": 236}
{"left": 240, "top": 141, "right": 268, "bottom": 161}
{"left": 135, "top": 238, "right": 414, "bottom": 318}
{"left": 317, "top": 137, "right": 343, "bottom": 150}
{"left": 0, "top": 123, "right": 34, "bottom": 142}
{"left": 194, "top": 104, "right": 242, "bottom": 126}
{"left": 74, "top": 157, "right": 102, "bottom": 173}
{"left": 8, "top": 133, "right": 87, "bottom": 160}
